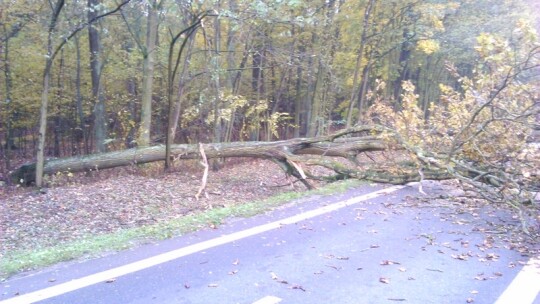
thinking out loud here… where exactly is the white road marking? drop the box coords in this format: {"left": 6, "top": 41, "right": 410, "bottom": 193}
{"left": 494, "top": 258, "right": 540, "bottom": 304}
{"left": 0, "top": 185, "right": 406, "bottom": 304}
{"left": 252, "top": 295, "right": 282, "bottom": 304}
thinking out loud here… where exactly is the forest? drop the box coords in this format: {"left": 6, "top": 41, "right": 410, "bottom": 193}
{"left": 1, "top": 1, "right": 539, "bottom": 230}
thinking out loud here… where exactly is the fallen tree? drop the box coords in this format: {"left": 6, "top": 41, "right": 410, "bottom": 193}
{"left": 11, "top": 126, "right": 390, "bottom": 188}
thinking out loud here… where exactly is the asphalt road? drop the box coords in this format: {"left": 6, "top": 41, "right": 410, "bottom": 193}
{"left": 1, "top": 181, "right": 539, "bottom": 304}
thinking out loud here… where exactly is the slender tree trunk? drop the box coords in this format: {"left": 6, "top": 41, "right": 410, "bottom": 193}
{"left": 88, "top": 0, "right": 107, "bottom": 153}
{"left": 2, "top": 27, "right": 13, "bottom": 170}
{"left": 225, "top": 35, "right": 252, "bottom": 142}
{"left": 307, "top": 58, "right": 323, "bottom": 137}
{"left": 212, "top": 10, "right": 222, "bottom": 146}
{"left": 294, "top": 38, "right": 303, "bottom": 138}
{"left": 138, "top": 0, "right": 159, "bottom": 147}
{"left": 169, "top": 34, "right": 194, "bottom": 139}
{"left": 54, "top": 50, "right": 65, "bottom": 157}
{"left": 251, "top": 35, "right": 265, "bottom": 141}
{"left": 122, "top": 41, "right": 139, "bottom": 148}
{"left": 304, "top": 31, "right": 318, "bottom": 137}
{"left": 37, "top": 0, "right": 65, "bottom": 187}
{"left": 357, "top": 57, "right": 372, "bottom": 122}
{"left": 222, "top": 0, "right": 239, "bottom": 142}
{"left": 73, "top": 35, "right": 88, "bottom": 155}
{"left": 346, "top": 0, "right": 375, "bottom": 128}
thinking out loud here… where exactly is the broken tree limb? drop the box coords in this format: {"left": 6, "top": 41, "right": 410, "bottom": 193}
{"left": 195, "top": 143, "right": 209, "bottom": 201}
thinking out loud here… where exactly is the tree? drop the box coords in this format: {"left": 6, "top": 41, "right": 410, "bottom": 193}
{"left": 36, "top": 0, "right": 65, "bottom": 187}
{"left": 165, "top": 10, "right": 213, "bottom": 169}
{"left": 88, "top": 0, "right": 107, "bottom": 153}
{"left": 345, "top": 0, "right": 375, "bottom": 128}
{"left": 138, "top": 0, "right": 161, "bottom": 147}
{"left": 34, "top": 0, "right": 131, "bottom": 187}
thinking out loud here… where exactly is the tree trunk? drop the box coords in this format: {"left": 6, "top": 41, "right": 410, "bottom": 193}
{"left": 294, "top": 28, "right": 303, "bottom": 138}
{"left": 346, "top": 0, "right": 375, "bottom": 128}
{"left": 169, "top": 35, "right": 194, "bottom": 140}
{"left": 88, "top": 0, "right": 107, "bottom": 153}
{"left": 138, "top": 0, "right": 159, "bottom": 147}
{"left": 54, "top": 50, "right": 65, "bottom": 157}
{"left": 13, "top": 126, "right": 389, "bottom": 186}
{"left": 36, "top": 0, "right": 65, "bottom": 187}
{"left": 2, "top": 27, "right": 14, "bottom": 171}
{"left": 73, "top": 35, "right": 88, "bottom": 155}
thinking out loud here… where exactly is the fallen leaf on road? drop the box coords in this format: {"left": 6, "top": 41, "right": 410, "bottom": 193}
{"left": 486, "top": 253, "right": 499, "bottom": 260}
{"left": 325, "top": 265, "right": 342, "bottom": 271}
{"left": 299, "top": 224, "right": 314, "bottom": 230}
{"left": 379, "top": 277, "right": 390, "bottom": 284}
{"left": 451, "top": 254, "right": 469, "bottom": 260}
{"left": 290, "top": 285, "right": 306, "bottom": 291}
{"left": 270, "top": 272, "right": 288, "bottom": 284}
{"left": 426, "top": 268, "right": 444, "bottom": 273}
{"left": 474, "top": 276, "right": 487, "bottom": 281}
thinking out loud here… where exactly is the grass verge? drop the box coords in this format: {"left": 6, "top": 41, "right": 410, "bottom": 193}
{"left": 0, "top": 179, "right": 363, "bottom": 279}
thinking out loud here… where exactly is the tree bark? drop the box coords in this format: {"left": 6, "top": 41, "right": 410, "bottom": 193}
{"left": 138, "top": 0, "right": 159, "bottom": 147}
{"left": 36, "top": 0, "right": 65, "bottom": 187}
{"left": 2, "top": 24, "right": 14, "bottom": 171}
{"left": 88, "top": 0, "right": 107, "bottom": 153}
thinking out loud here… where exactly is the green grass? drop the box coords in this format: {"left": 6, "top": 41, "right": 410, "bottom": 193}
{"left": 0, "top": 179, "right": 363, "bottom": 279}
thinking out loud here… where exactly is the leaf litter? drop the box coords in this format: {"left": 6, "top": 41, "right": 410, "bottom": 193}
{"left": 0, "top": 160, "right": 307, "bottom": 259}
